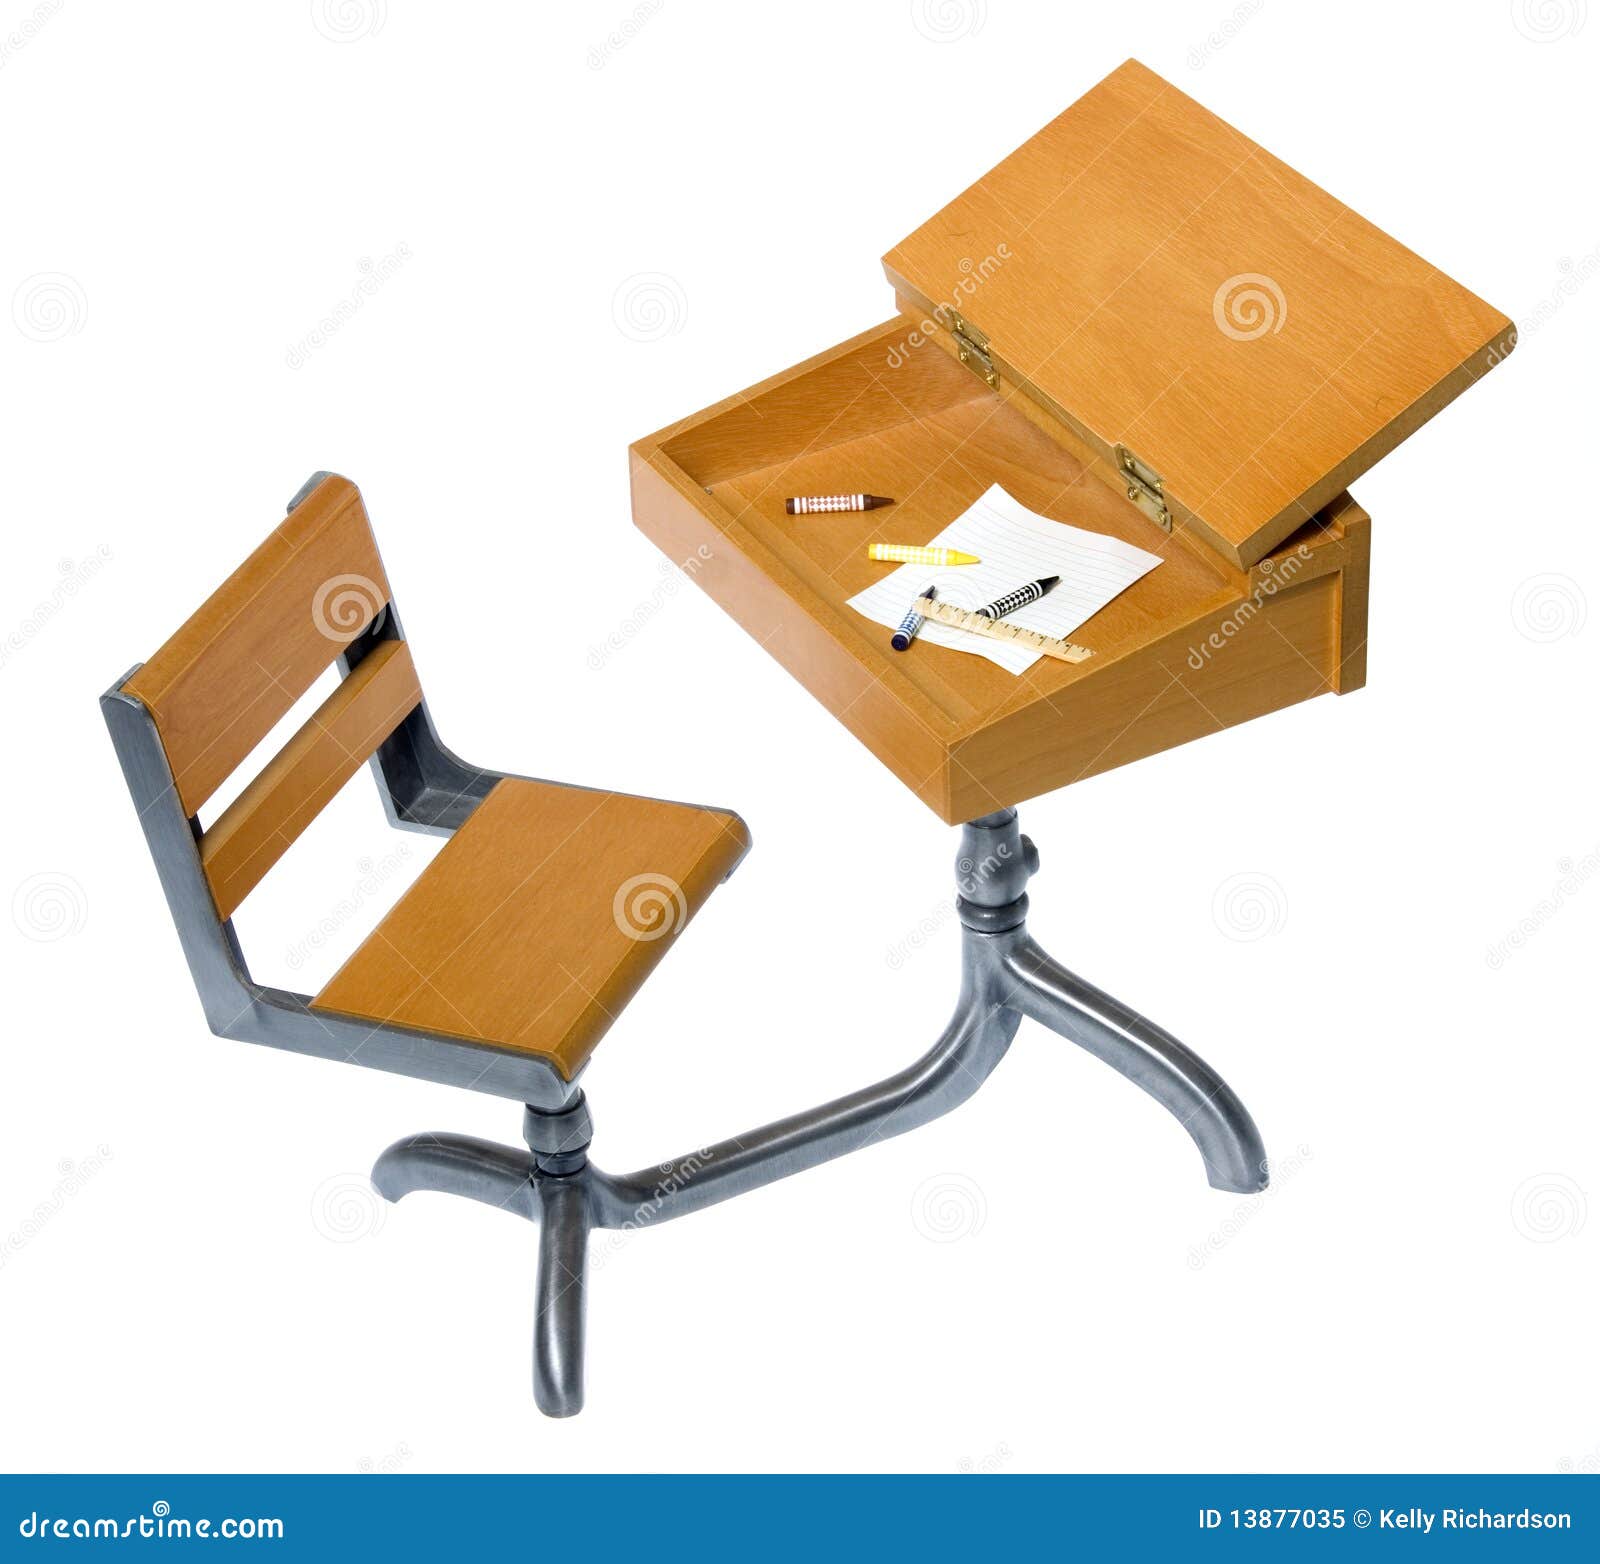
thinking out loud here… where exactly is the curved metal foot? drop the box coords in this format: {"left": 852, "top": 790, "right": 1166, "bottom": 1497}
{"left": 532, "top": 1179, "right": 589, "bottom": 1417}
{"left": 370, "top": 1132, "right": 539, "bottom": 1220}
{"left": 1000, "top": 935, "right": 1268, "bottom": 1194}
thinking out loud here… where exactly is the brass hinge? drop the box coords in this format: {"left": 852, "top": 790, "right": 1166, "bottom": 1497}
{"left": 1114, "top": 443, "right": 1171, "bottom": 532}
{"left": 948, "top": 311, "right": 998, "bottom": 389}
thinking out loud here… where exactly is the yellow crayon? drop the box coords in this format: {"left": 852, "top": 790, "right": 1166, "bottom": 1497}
{"left": 867, "top": 543, "right": 981, "bottom": 567}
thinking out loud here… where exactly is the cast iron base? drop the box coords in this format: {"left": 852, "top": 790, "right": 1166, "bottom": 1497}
{"left": 370, "top": 809, "right": 1267, "bottom": 1415}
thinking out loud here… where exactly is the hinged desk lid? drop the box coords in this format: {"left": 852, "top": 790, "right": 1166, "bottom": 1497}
{"left": 881, "top": 59, "right": 1514, "bottom": 568}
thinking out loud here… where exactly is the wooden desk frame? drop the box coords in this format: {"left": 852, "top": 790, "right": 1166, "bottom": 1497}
{"left": 631, "top": 315, "right": 1370, "bottom": 823}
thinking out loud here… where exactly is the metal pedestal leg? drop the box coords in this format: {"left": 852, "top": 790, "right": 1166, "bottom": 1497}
{"left": 367, "top": 805, "right": 1272, "bottom": 1414}
{"left": 531, "top": 1179, "right": 590, "bottom": 1417}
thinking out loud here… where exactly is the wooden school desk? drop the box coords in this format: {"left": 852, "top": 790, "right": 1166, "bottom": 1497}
{"left": 146, "top": 60, "right": 1509, "bottom": 1417}
{"left": 630, "top": 59, "right": 1512, "bottom": 1195}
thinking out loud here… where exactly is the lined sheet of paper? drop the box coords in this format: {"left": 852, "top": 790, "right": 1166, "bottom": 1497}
{"left": 847, "top": 484, "right": 1164, "bottom": 675}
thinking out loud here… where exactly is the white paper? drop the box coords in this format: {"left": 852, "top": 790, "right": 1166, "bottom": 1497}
{"left": 847, "top": 484, "right": 1164, "bottom": 675}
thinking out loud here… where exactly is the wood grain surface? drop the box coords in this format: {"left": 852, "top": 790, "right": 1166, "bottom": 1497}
{"left": 311, "top": 779, "right": 750, "bottom": 1079}
{"left": 632, "top": 314, "right": 1370, "bottom": 821}
{"left": 122, "top": 475, "right": 388, "bottom": 816}
{"left": 882, "top": 58, "right": 1512, "bottom": 568}
{"left": 199, "top": 639, "right": 421, "bottom": 919}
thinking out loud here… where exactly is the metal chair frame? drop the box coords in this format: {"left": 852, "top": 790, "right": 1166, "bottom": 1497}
{"left": 105, "top": 477, "right": 1268, "bottom": 1417}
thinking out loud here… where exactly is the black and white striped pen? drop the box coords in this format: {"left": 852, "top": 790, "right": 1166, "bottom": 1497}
{"left": 976, "top": 575, "right": 1060, "bottom": 620}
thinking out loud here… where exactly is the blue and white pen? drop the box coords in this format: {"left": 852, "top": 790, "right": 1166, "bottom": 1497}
{"left": 976, "top": 575, "right": 1060, "bottom": 620}
{"left": 890, "top": 585, "right": 937, "bottom": 651}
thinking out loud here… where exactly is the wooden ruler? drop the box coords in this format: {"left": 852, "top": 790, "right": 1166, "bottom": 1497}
{"left": 915, "top": 596, "right": 1093, "bottom": 664}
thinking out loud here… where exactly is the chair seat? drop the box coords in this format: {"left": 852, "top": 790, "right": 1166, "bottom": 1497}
{"left": 310, "top": 778, "right": 749, "bottom": 1080}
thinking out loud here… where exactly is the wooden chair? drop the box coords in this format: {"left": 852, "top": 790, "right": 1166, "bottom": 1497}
{"left": 105, "top": 472, "right": 750, "bottom": 1088}
{"left": 106, "top": 472, "right": 1265, "bottom": 1415}
{"left": 103, "top": 474, "right": 755, "bottom": 1405}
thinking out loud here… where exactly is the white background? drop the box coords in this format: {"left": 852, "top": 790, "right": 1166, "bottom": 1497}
{"left": 1, "top": 0, "right": 1595, "bottom": 1475}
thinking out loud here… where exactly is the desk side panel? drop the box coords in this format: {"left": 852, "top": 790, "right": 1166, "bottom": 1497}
{"left": 630, "top": 446, "right": 954, "bottom": 815}
{"left": 947, "top": 570, "right": 1343, "bottom": 820}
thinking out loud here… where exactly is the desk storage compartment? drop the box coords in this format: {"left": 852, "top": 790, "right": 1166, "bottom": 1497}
{"left": 632, "top": 317, "right": 1368, "bottom": 822}
{"left": 631, "top": 57, "right": 1505, "bottom": 822}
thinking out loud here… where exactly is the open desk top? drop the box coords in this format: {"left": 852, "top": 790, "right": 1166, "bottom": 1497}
{"left": 629, "top": 62, "right": 1508, "bottom": 823}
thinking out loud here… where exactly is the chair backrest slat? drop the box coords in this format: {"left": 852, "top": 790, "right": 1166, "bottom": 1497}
{"left": 198, "top": 638, "right": 422, "bottom": 919}
{"left": 121, "top": 475, "right": 389, "bottom": 818}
